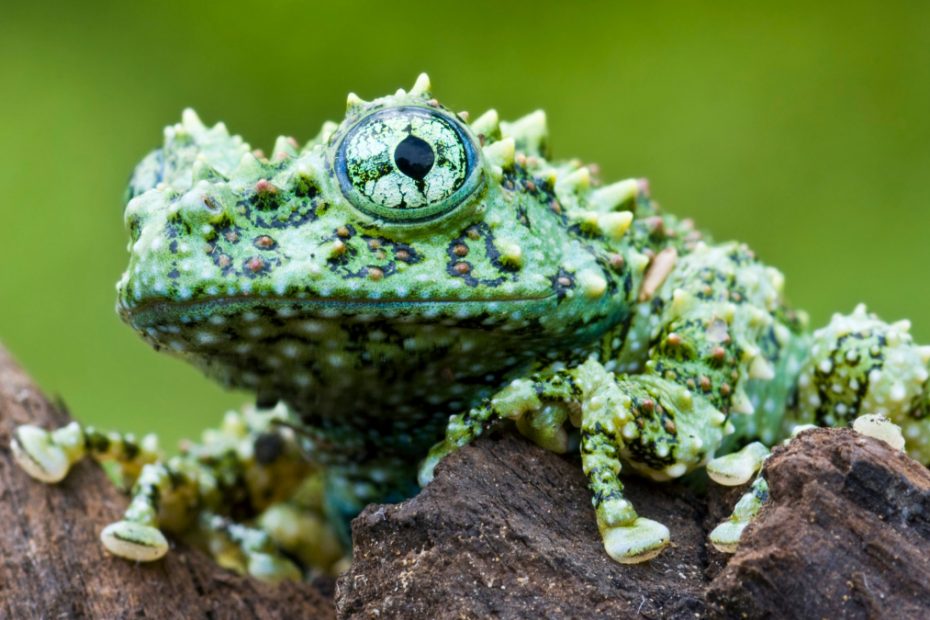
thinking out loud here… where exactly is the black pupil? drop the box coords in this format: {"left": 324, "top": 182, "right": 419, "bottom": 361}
{"left": 394, "top": 134, "right": 435, "bottom": 180}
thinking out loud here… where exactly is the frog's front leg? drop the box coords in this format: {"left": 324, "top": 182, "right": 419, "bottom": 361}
{"left": 422, "top": 243, "right": 791, "bottom": 563}
{"left": 421, "top": 357, "right": 731, "bottom": 563}
{"left": 420, "top": 362, "right": 673, "bottom": 562}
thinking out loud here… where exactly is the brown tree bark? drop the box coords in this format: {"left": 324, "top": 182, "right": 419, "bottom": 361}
{"left": 0, "top": 345, "right": 334, "bottom": 619}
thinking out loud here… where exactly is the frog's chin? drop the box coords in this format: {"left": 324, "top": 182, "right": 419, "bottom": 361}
{"left": 120, "top": 292, "right": 559, "bottom": 330}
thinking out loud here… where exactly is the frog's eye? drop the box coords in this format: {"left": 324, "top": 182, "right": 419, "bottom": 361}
{"left": 334, "top": 106, "right": 482, "bottom": 223}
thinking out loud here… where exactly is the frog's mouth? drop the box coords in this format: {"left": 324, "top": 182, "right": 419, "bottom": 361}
{"left": 122, "top": 291, "right": 560, "bottom": 330}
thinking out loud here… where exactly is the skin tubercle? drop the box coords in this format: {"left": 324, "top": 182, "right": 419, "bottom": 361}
{"left": 10, "top": 74, "right": 929, "bottom": 577}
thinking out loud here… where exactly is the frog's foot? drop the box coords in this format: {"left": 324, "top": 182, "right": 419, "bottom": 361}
{"left": 601, "top": 513, "right": 671, "bottom": 563}
{"left": 584, "top": 438, "right": 672, "bottom": 564}
{"left": 11, "top": 423, "right": 84, "bottom": 483}
{"left": 706, "top": 441, "right": 769, "bottom": 486}
{"left": 11, "top": 421, "right": 159, "bottom": 486}
{"left": 100, "top": 520, "right": 169, "bottom": 562}
{"left": 201, "top": 512, "right": 301, "bottom": 583}
{"left": 709, "top": 474, "right": 769, "bottom": 553}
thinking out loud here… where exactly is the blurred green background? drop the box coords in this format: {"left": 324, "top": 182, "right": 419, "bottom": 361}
{"left": 2, "top": 1, "right": 929, "bottom": 449}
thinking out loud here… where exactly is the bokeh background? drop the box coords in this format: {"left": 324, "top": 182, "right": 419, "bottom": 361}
{"left": 2, "top": 1, "right": 929, "bottom": 449}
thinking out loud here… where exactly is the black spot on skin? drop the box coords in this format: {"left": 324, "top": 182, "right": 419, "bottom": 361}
{"left": 167, "top": 268, "right": 180, "bottom": 279}
{"left": 254, "top": 432, "right": 285, "bottom": 464}
{"left": 394, "top": 135, "right": 435, "bottom": 180}
{"left": 444, "top": 223, "right": 511, "bottom": 288}
{"left": 237, "top": 193, "right": 318, "bottom": 230}
{"left": 86, "top": 433, "right": 110, "bottom": 453}
{"left": 293, "top": 175, "right": 319, "bottom": 198}
{"left": 256, "top": 393, "right": 279, "bottom": 409}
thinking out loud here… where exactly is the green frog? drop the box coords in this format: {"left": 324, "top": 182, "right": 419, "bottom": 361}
{"left": 12, "top": 75, "right": 930, "bottom": 581}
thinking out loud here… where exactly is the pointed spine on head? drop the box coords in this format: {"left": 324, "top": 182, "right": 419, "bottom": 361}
{"left": 191, "top": 156, "right": 226, "bottom": 183}
{"left": 483, "top": 137, "right": 516, "bottom": 179}
{"left": 272, "top": 136, "right": 299, "bottom": 161}
{"left": 346, "top": 92, "right": 367, "bottom": 114}
{"left": 181, "top": 108, "right": 206, "bottom": 133}
{"left": 553, "top": 165, "right": 592, "bottom": 213}
{"left": 470, "top": 109, "right": 502, "bottom": 145}
{"left": 409, "top": 73, "right": 432, "bottom": 98}
{"left": 500, "top": 110, "right": 548, "bottom": 158}
{"left": 232, "top": 151, "right": 265, "bottom": 180}
{"left": 589, "top": 179, "right": 641, "bottom": 212}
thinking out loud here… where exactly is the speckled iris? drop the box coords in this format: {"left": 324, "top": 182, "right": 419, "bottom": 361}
{"left": 334, "top": 106, "right": 481, "bottom": 223}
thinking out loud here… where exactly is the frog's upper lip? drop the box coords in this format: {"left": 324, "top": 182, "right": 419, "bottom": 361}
{"left": 122, "top": 292, "right": 559, "bottom": 325}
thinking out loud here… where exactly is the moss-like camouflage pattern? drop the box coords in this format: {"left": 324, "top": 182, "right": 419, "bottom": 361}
{"left": 11, "top": 75, "right": 930, "bottom": 577}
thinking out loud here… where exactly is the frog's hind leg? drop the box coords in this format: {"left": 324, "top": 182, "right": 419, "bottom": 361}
{"left": 789, "top": 304, "right": 930, "bottom": 463}
{"left": 12, "top": 422, "right": 159, "bottom": 485}
{"left": 99, "top": 458, "right": 199, "bottom": 561}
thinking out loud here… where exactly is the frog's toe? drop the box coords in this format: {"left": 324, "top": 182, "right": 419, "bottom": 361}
{"left": 708, "top": 519, "right": 746, "bottom": 554}
{"left": 602, "top": 517, "right": 670, "bottom": 564}
{"left": 100, "top": 520, "right": 169, "bottom": 562}
{"left": 417, "top": 444, "right": 450, "bottom": 487}
{"left": 246, "top": 552, "right": 302, "bottom": 583}
{"left": 11, "top": 425, "right": 72, "bottom": 483}
{"left": 706, "top": 441, "right": 769, "bottom": 486}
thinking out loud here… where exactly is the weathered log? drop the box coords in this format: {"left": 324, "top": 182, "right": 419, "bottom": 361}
{"left": 337, "top": 428, "right": 930, "bottom": 619}
{"left": 0, "top": 345, "right": 334, "bottom": 619}
{"left": 336, "top": 433, "right": 710, "bottom": 618}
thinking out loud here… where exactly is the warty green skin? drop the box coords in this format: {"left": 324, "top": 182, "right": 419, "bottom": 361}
{"left": 11, "top": 75, "right": 930, "bottom": 577}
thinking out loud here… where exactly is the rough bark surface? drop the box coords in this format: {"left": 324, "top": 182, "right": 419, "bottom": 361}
{"left": 338, "top": 429, "right": 930, "bottom": 620}
{"left": 337, "top": 433, "right": 711, "bottom": 619}
{"left": 707, "top": 427, "right": 930, "bottom": 619}
{"left": 0, "top": 345, "right": 335, "bottom": 620}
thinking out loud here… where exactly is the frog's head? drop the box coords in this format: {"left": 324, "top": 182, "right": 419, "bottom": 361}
{"left": 117, "top": 75, "right": 646, "bottom": 398}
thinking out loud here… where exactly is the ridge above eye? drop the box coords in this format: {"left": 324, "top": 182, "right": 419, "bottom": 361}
{"left": 333, "top": 106, "right": 482, "bottom": 224}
